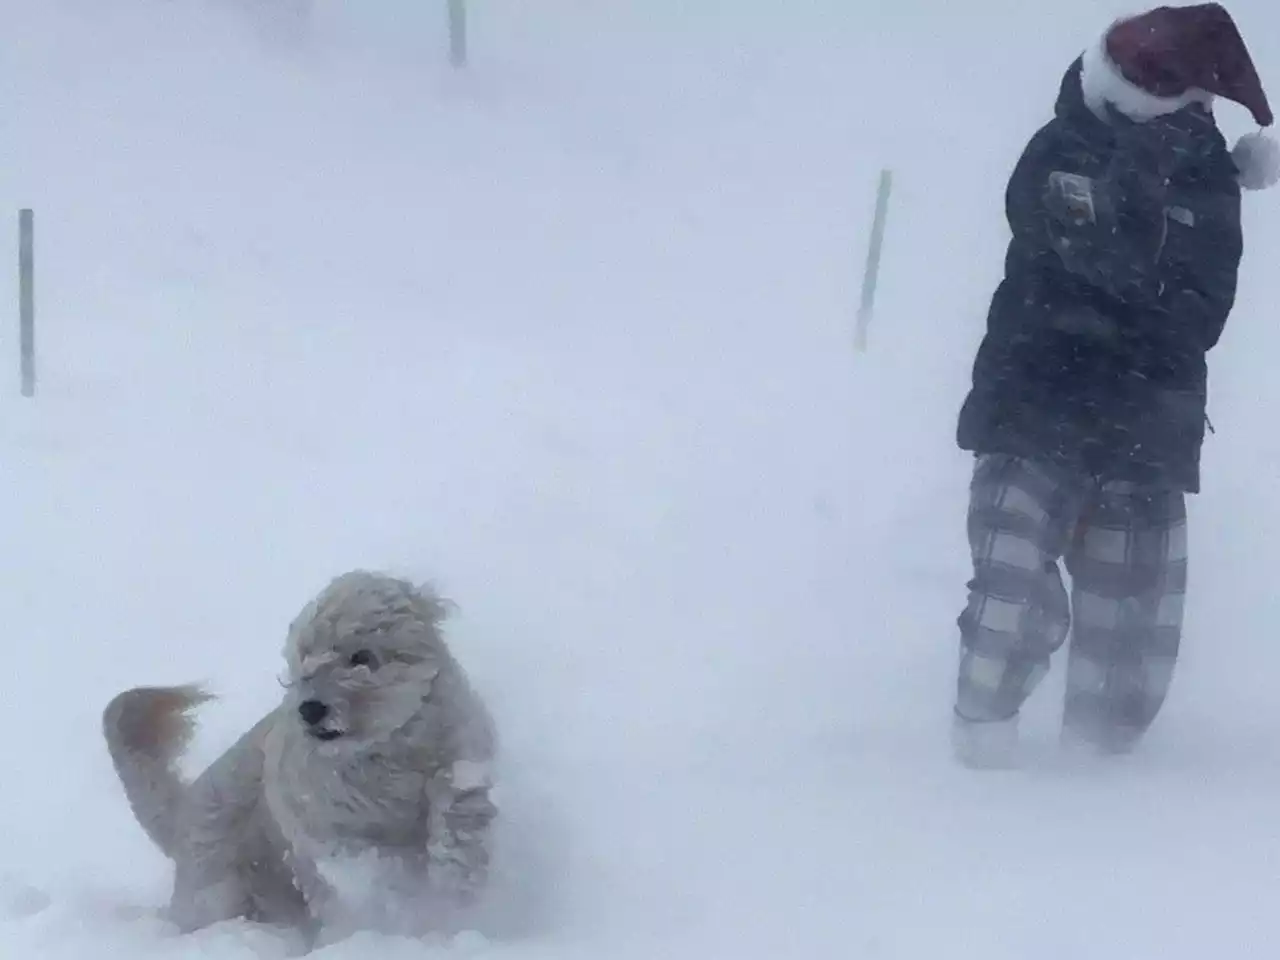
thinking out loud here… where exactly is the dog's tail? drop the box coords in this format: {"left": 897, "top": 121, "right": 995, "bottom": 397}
{"left": 102, "top": 684, "right": 213, "bottom": 858}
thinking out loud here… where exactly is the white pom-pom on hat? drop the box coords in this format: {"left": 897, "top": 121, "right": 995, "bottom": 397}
{"left": 1233, "top": 130, "right": 1280, "bottom": 190}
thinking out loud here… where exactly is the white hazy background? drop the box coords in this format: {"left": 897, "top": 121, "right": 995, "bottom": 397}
{"left": 3, "top": 0, "right": 1280, "bottom": 957}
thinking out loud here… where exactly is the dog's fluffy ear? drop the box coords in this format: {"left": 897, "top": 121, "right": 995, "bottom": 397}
{"left": 415, "top": 580, "right": 457, "bottom": 624}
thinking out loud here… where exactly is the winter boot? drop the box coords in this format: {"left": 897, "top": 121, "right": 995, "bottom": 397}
{"left": 1060, "top": 715, "right": 1144, "bottom": 757}
{"left": 951, "top": 709, "right": 1020, "bottom": 769}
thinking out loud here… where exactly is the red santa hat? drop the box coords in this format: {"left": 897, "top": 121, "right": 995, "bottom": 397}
{"left": 1079, "top": 3, "right": 1280, "bottom": 190}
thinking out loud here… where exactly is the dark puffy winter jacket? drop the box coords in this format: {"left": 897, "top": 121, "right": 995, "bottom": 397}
{"left": 956, "top": 57, "right": 1243, "bottom": 493}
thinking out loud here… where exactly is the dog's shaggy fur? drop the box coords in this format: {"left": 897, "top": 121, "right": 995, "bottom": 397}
{"left": 102, "top": 570, "right": 498, "bottom": 942}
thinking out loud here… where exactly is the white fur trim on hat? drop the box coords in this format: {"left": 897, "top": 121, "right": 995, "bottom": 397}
{"left": 1080, "top": 29, "right": 1210, "bottom": 123}
{"left": 1233, "top": 131, "right": 1280, "bottom": 190}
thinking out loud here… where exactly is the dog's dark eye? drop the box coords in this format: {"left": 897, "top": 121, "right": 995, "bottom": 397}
{"left": 348, "top": 649, "right": 377, "bottom": 669}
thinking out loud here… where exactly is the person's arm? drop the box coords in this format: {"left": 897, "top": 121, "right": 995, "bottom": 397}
{"left": 1158, "top": 185, "right": 1241, "bottom": 352}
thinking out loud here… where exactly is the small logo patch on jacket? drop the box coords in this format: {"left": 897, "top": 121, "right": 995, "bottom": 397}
{"left": 1166, "top": 205, "right": 1195, "bottom": 227}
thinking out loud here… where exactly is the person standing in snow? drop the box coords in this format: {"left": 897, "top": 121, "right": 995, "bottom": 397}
{"left": 951, "top": 3, "right": 1279, "bottom": 767}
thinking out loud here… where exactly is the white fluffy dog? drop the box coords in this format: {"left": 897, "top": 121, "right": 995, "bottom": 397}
{"left": 102, "top": 570, "right": 498, "bottom": 943}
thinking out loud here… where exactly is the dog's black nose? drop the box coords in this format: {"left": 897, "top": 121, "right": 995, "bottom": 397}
{"left": 298, "top": 699, "right": 329, "bottom": 726}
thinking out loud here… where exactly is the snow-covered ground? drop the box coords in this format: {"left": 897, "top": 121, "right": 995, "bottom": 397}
{"left": 4, "top": 0, "right": 1280, "bottom": 956}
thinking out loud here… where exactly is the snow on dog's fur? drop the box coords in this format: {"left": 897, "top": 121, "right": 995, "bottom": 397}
{"left": 102, "top": 570, "right": 498, "bottom": 944}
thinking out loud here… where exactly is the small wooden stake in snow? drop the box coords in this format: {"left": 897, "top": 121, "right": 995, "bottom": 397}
{"left": 18, "top": 208, "right": 34, "bottom": 397}
{"left": 854, "top": 169, "right": 893, "bottom": 352}
{"left": 448, "top": 0, "right": 467, "bottom": 68}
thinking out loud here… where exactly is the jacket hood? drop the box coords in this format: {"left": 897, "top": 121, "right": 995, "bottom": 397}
{"left": 1053, "top": 56, "right": 1231, "bottom": 179}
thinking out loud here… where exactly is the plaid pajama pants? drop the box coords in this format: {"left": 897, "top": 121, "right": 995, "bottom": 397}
{"left": 955, "top": 453, "right": 1187, "bottom": 749}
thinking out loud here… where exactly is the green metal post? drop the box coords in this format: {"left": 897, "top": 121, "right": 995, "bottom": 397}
{"left": 448, "top": 0, "right": 467, "bottom": 68}
{"left": 19, "top": 208, "right": 34, "bottom": 397}
{"left": 855, "top": 169, "right": 892, "bottom": 352}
